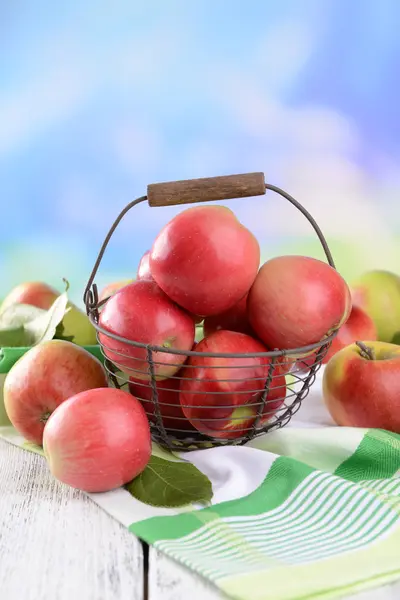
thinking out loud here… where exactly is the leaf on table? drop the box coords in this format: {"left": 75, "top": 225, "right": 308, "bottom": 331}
{"left": 0, "top": 304, "right": 48, "bottom": 347}
{"left": 0, "top": 294, "right": 70, "bottom": 348}
{"left": 125, "top": 455, "right": 213, "bottom": 508}
{"left": 24, "top": 293, "right": 70, "bottom": 345}
{"left": 53, "top": 321, "right": 75, "bottom": 342}
{"left": 0, "top": 325, "right": 30, "bottom": 347}
{"left": 0, "top": 303, "right": 46, "bottom": 328}
{"left": 22, "top": 441, "right": 46, "bottom": 457}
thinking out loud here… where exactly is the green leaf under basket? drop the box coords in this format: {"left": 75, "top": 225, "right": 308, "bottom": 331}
{"left": 125, "top": 455, "right": 213, "bottom": 508}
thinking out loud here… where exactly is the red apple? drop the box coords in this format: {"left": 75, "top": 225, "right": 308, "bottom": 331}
{"left": 203, "top": 294, "right": 253, "bottom": 337}
{"left": 129, "top": 372, "right": 195, "bottom": 433}
{"left": 137, "top": 250, "right": 154, "bottom": 281}
{"left": 150, "top": 205, "right": 260, "bottom": 317}
{"left": 248, "top": 255, "right": 352, "bottom": 351}
{"left": 43, "top": 388, "right": 151, "bottom": 492}
{"left": 99, "top": 279, "right": 133, "bottom": 302}
{"left": 3, "top": 340, "right": 108, "bottom": 445}
{"left": 98, "top": 280, "right": 195, "bottom": 381}
{"left": 179, "top": 330, "right": 287, "bottom": 439}
{"left": 1, "top": 281, "right": 59, "bottom": 310}
{"left": 293, "top": 305, "right": 377, "bottom": 374}
{"left": 322, "top": 341, "right": 400, "bottom": 432}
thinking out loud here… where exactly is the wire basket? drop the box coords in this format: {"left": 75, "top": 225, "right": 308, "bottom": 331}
{"left": 84, "top": 172, "right": 338, "bottom": 451}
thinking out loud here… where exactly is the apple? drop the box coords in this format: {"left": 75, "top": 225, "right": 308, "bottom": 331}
{"left": 99, "top": 279, "right": 133, "bottom": 302}
{"left": 322, "top": 340, "right": 400, "bottom": 432}
{"left": 43, "top": 388, "right": 151, "bottom": 493}
{"left": 136, "top": 251, "right": 202, "bottom": 325}
{"left": 351, "top": 270, "right": 400, "bottom": 343}
{"left": 129, "top": 372, "right": 195, "bottom": 433}
{"left": 293, "top": 305, "right": 377, "bottom": 373}
{"left": 179, "top": 330, "right": 287, "bottom": 439}
{"left": 248, "top": 255, "right": 352, "bottom": 351}
{"left": 1, "top": 281, "right": 97, "bottom": 346}
{"left": 98, "top": 280, "right": 195, "bottom": 380}
{"left": 203, "top": 294, "right": 253, "bottom": 337}
{"left": 150, "top": 205, "right": 260, "bottom": 317}
{"left": 1, "top": 281, "right": 60, "bottom": 311}
{"left": 3, "top": 340, "right": 108, "bottom": 444}
{"left": 137, "top": 250, "right": 153, "bottom": 281}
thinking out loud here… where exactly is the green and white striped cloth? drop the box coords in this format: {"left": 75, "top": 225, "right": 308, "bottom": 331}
{"left": 1, "top": 366, "right": 400, "bottom": 600}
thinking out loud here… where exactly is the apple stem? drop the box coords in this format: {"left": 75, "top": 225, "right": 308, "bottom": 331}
{"left": 40, "top": 411, "right": 51, "bottom": 424}
{"left": 355, "top": 341, "right": 375, "bottom": 361}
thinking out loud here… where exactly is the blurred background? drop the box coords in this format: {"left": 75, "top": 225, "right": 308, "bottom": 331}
{"left": 1, "top": 0, "right": 399, "bottom": 306}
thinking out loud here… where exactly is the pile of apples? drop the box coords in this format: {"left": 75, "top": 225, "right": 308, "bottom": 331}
{"left": 97, "top": 204, "right": 351, "bottom": 440}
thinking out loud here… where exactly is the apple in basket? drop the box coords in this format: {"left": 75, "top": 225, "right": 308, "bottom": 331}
{"left": 248, "top": 255, "right": 352, "bottom": 352}
{"left": 293, "top": 305, "right": 377, "bottom": 373}
{"left": 150, "top": 205, "right": 260, "bottom": 317}
{"left": 98, "top": 280, "right": 195, "bottom": 380}
{"left": 322, "top": 341, "right": 400, "bottom": 432}
{"left": 135, "top": 251, "right": 208, "bottom": 324}
{"left": 129, "top": 371, "right": 195, "bottom": 433}
{"left": 43, "top": 388, "right": 152, "bottom": 493}
{"left": 99, "top": 279, "right": 133, "bottom": 302}
{"left": 179, "top": 330, "right": 287, "bottom": 439}
{"left": 203, "top": 294, "right": 254, "bottom": 337}
{"left": 3, "top": 340, "right": 108, "bottom": 445}
{"left": 136, "top": 250, "right": 153, "bottom": 281}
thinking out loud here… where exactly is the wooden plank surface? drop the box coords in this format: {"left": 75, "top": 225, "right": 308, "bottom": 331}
{"left": 148, "top": 548, "right": 224, "bottom": 600}
{"left": 0, "top": 439, "right": 144, "bottom": 600}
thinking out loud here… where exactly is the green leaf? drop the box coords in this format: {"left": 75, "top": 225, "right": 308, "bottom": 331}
{"left": 126, "top": 455, "right": 213, "bottom": 508}
{"left": 0, "top": 294, "right": 69, "bottom": 348}
{"left": 24, "top": 293, "right": 69, "bottom": 345}
{"left": 0, "top": 303, "right": 46, "bottom": 328}
{"left": 53, "top": 321, "right": 75, "bottom": 342}
{"left": 22, "top": 441, "right": 46, "bottom": 457}
{"left": 0, "top": 325, "right": 29, "bottom": 347}
{"left": 0, "top": 304, "right": 47, "bottom": 347}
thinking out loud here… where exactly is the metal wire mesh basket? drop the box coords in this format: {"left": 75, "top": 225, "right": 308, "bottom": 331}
{"left": 84, "top": 172, "right": 338, "bottom": 451}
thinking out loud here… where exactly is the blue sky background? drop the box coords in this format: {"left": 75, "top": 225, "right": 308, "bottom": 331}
{"left": 1, "top": 0, "right": 399, "bottom": 306}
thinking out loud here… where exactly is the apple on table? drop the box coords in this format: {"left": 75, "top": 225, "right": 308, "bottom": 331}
{"left": 43, "top": 388, "right": 152, "bottom": 493}
{"left": 3, "top": 340, "right": 108, "bottom": 444}
{"left": 351, "top": 269, "right": 400, "bottom": 343}
{"left": 322, "top": 340, "right": 400, "bottom": 433}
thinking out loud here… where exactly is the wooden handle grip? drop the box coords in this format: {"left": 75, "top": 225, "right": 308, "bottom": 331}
{"left": 147, "top": 172, "right": 266, "bottom": 207}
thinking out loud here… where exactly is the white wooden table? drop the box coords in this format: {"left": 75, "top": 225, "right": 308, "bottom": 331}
{"left": 1, "top": 437, "right": 399, "bottom": 600}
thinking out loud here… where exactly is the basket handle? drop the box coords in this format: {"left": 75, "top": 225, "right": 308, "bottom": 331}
{"left": 147, "top": 172, "right": 266, "bottom": 207}
{"left": 83, "top": 174, "right": 336, "bottom": 310}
